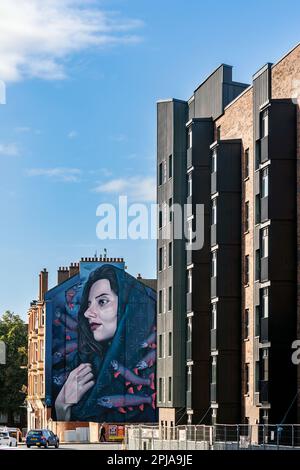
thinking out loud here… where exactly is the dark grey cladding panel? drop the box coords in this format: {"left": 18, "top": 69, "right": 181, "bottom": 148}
{"left": 253, "top": 63, "right": 272, "bottom": 140}
{"left": 157, "top": 101, "right": 173, "bottom": 163}
{"left": 194, "top": 66, "right": 224, "bottom": 120}
{"left": 189, "top": 98, "right": 195, "bottom": 120}
{"left": 190, "top": 119, "right": 214, "bottom": 167}
{"left": 193, "top": 65, "right": 248, "bottom": 120}
{"left": 223, "top": 83, "right": 248, "bottom": 108}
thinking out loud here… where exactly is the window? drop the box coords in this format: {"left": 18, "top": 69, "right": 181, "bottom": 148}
{"left": 212, "top": 251, "right": 217, "bottom": 277}
{"left": 187, "top": 317, "right": 192, "bottom": 342}
{"left": 187, "top": 172, "right": 192, "bottom": 197}
{"left": 245, "top": 364, "right": 250, "bottom": 394}
{"left": 158, "top": 335, "right": 163, "bottom": 358}
{"left": 245, "top": 148, "right": 249, "bottom": 178}
{"left": 261, "top": 110, "right": 269, "bottom": 138}
{"left": 245, "top": 309, "right": 249, "bottom": 339}
{"left": 159, "top": 290, "right": 163, "bottom": 314}
{"left": 34, "top": 375, "right": 38, "bottom": 395}
{"left": 168, "top": 332, "right": 172, "bottom": 356}
{"left": 255, "top": 249, "right": 260, "bottom": 281}
{"left": 168, "top": 242, "right": 172, "bottom": 267}
{"left": 212, "top": 149, "right": 217, "bottom": 173}
{"left": 211, "top": 357, "right": 217, "bottom": 384}
{"left": 187, "top": 127, "right": 192, "bottom": 149}
{"left": 262, "top": 349, "right": 269, "bottom": 381}
{"left": 40, "top": 340, "right": 44, "bottom": 361}
{"left": 168, "top": 377, "right": 172, "bottom": 402}
{"left": 187, "top": 219, "right": 193, "bottom": 245}
{"left": 163, "top": 160, "right": 167, "bottom": 183}
{"left": 187, "top": 269, "right": 192, "bottom": 293}
{"left": 158, "top": 378, "right": 163, "bottom": 402}
{"left": 212, "top": 198, "right": 217, "bottom": 225}
{"left": 245, "top": 201, "right": 249, "bottom": 232}
{"left": 169, "top": 154, "right": 173, "bottom": 179}
{"left": 159, "top": 207, "right": 163, "bottom": 229}
{"left": 159, "top": 247, "right": 163, "bottom": 271}
{"left": 187, "top": 366, "right": 192, "bottom": 392}
{"left": 255, "top": 140, "right": 261, "bottom": 169}
{"left": 262, "top": 227, "right": 269, "bottom": 258}
{"left": 255, "top": 362, "right": 260, "bottom": 392}
{"left": 34, "top": 311, "right": 38, "bottom": 331}
{"left": 168, "top": 286, "right": 172, "bottom": 311}
{"left": 41, "top": 374, "right": 44, "bottom": 395}
{"left": 216, "top": 126, "right": 221, "bottom": 140}
{"left": 255, "top": 306, "right": 260, "bottom": 336}
{"left": 262, "top": 288, "right": 269, "bottom": 318}
{"left": 169, "top": 198, "right": 173, "bottom": 223}
{"left": 245, "top": 255, "right": 249, "bottom": 285}
{"left": 255, "top": 195, "right": 261, "bottom": 224}
{"left": 159, "top": 163, "right": 163, "bottom": 186}
{"left": 211, "top": 303, "right": 217, "bottom": 330}
{"left": 261, "top": 167, "right": 269, "bottom": 198}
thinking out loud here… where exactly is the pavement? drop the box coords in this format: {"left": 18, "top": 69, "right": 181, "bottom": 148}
{"left": 1, "top": 442, "right": 124, "bottom": 451}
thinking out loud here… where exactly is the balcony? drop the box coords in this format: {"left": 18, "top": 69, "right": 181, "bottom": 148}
{"left": 186, "top": 391, "right": 192, "bottom": 409}
{"left": 211, "top": 172, "right": 217, "bottom": 195}
{"left": 211, "top": 383, "right": 217, "bottom": 403}
{"left": 186, "top": 293, "right": 192, "bottom": 313}
{"left": 260, "top": 380, "right": 269, "bottom": 403}
{"left": 211, "top": 277, "right": 217, "bottom": 299}
{"left": 211, "top": 329, "right": 217, "bottom": 351}
{"left": 261, "top": 196, "right": 268, "bottom": 222}
{"left": 187, "top": 148, "right": 192, "bottom": 169}
{"left": 260, "top": 317, "right": 269, "bottom": 343}
{"left": 186, "top": 341, "right": 192, "bottom": 361}
{"left": 260, "top": 256, "right": 268, "bottom": 282}
{"left": 260, "top": 136, "right": 269, "bottom": 163}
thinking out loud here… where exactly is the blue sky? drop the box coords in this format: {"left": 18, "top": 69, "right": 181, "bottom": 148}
{"left": 0, "top": 0, "right": 300, "bottom": 319}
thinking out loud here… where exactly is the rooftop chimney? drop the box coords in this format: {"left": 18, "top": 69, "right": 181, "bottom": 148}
{"left": 39, "top": 268, "right": 48, "bottom": 301}
{"left": 57, "top": 267, "right": 69, "bottom": 285}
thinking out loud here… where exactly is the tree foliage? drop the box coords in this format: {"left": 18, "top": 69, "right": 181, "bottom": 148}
{"left": 0, "top": 311, "right": 27, "bottom": 412}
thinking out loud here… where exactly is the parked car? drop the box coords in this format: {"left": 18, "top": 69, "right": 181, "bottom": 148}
{"left": 6, "top": 427, "right": 23, "bottom": 443}
{"left": 26, "top": 429, "right": 59, "bottom": 448}
{"left": 0, "top": 430, "right": 18, "bottom": 447}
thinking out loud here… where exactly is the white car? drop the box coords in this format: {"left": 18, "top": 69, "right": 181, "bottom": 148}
{"left": 0, "top": 430, "right": 18, "bottom": 447}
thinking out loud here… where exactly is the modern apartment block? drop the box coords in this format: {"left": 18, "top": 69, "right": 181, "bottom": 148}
{"left": 157, "top": 43, "right": 300, "bottom": 426}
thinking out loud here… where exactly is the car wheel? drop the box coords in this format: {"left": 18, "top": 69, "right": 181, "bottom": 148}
{"left": 27, "top": 444, "right": 31, "bottom": 448}
{"left": 9, "top": 442, "right": 12, "bottom": 447}
{"left": 55, "top": 441, "right": 59, "bottom": 448}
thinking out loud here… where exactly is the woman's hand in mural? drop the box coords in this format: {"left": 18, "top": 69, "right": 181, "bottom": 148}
{"left": 55, "top": 363, "right": 95, "bottom": 420}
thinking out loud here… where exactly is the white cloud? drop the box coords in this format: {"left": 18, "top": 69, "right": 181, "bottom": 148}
{"left": 0, "top": 0, "right": 143, "bottom": 82}
{"left": 68, "top": 130, "right": 78, "bottom": 139}
{"left": 26, "top": 167, "right": 81, "bottom": 182}
{"left": 15, "top": 126, "right": 31, "bottom": 133}
{"left": 0, "top": 143, "right": 20, "bottom": 156}
{"left": 94, "top": 176, "right": 156, "bottom": 202}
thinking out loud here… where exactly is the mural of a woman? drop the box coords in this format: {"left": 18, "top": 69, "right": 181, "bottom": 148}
{"left": 54, "top": 264, "right": 157, "bottom": 423}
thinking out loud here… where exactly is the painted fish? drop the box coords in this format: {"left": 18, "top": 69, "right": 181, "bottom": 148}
{"left": 97, "top": 393, "right": 156, "bottom": 412}
{"left": 136, "top": 349, "right": 156, "bottom": 370}
{"left": 140, "top": 331, "right": 156, "bottom": 349}
{"left": 111, "top": 360, "right": 155, "bottom": 390}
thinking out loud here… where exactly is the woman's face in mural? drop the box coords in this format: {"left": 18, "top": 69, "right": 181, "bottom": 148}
{"left": 84, "top": 279, "right": 118, "bottom": 342}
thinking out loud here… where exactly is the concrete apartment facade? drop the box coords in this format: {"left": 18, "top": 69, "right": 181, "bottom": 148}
{"left": 157, "top": 43, "right": 300, "bottom": 427}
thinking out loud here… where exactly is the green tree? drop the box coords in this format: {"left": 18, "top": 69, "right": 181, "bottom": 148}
{"left": 0, "top": 311, "right": 27, "bottom": 422}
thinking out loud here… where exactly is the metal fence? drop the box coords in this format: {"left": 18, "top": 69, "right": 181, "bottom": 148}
{"left": 125, "top": 424, "right": 300, "bottom": 450}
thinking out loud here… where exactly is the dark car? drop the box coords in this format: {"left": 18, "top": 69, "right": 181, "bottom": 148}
{"left": 26, "top": 429, "right": 59, "bottom": 448}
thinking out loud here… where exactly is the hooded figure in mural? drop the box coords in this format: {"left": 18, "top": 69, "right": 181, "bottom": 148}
{"left": 53, "top": 264, "right": 157, "bottom": 422}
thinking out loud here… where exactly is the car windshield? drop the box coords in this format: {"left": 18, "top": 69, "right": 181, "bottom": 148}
{"left": 0, "top": 432, "right": 9, "bottom": 437}
{"left": 28, "top": 431, "right": 42, "bottom": 436}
